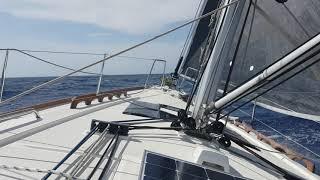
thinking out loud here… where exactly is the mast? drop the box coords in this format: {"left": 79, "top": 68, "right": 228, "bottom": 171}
{"left": 192, "top": 0, "right": 247, "bottom": 123}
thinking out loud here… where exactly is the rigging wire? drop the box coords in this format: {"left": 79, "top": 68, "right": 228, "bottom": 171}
{"left": 12, "top": 49, "right": 100, "bottom": 75}
{"left": 0, "top": 165, "right": 85, "bottom": 180}
{"left": 103, "top": 118, "right": 319, "bottom": 178}
{"left": 214, "top": 52, "right": 320, "bottom": 118}
{"left": 70, "top": 127, "right": 109, "bottom": 177}
{"left": 0, "top": 48, "right": 165, "bottom": 76}
{"left": 217, "top": 0, "right": 254, "bottom": 120}
{"left": 179, "top": 0, "right": 204, "bottom": 58}
{"left": 282, "top": 3, "right": 311, "bottom": 38}
{"left": 220, "top": 31, "right": 320, "bottom": 98}
{"left": 87, "top": 129, "right": 119, "bottom": 180}
{"left": 221, "top": 82, "right": 294, "bottom": 111}
{"left": 173, "top": 0, "right": 204, "bottom": 76}
{"left": 0, "top": 0, "right": 240, "bottom": 107}
{"left": 98, "top": 132, "right": 120, "bottom": 180}
{"left": 42, "top": 124, "right": 99, "bottom": 180}
{"left": 102, "top": 119, "right": 306, "bottom": 157}
{"left": 185, "top": 0, "right": 237, "bottom": 111}
{"left": 215, "top": 53, "right": 320, "bottom": 123}
{"left": 237, "top": 143, "right": 303, "bottom": 180}
{"left": 2, "top": 49, "right": 165, "bottom": 61}
{"left": 213, "top": 45, "right": 320, "bottom": 116}
{"left": 230, "top": 107, "right": 320, "bottom": 159}
{"left": 240, "top": 0, "right": 257, "bottom": 73}
{"left": 213, "top": 33, "right": 320, "bottom": 110}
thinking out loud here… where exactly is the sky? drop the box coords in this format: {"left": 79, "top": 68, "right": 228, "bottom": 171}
{"left": 0, "top": 0, "right": 201, "bottom": 77}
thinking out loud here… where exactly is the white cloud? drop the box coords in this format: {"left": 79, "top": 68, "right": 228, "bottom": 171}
{"left": 0, "top": 0, "right": 201, "bottom": 35}
{"left": 88, "top": 32, "right": 112, "bottom": 37}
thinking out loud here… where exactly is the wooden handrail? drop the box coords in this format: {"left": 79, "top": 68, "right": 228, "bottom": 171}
{"left": 231, "top": 120, "right": 315, "bottom": 173}
{"left": 70, "top": 86, "right": 143, "bottom": 109}
{"left": 0, "top": 86, "right": 144, "bottom": 117}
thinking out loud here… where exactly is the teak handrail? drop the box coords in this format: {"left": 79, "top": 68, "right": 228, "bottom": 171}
{"left": 70, "top": 86, "right": 143, "bottom": 109}
{"left": 0, "top": 86, "right": 144, "bottom": 119}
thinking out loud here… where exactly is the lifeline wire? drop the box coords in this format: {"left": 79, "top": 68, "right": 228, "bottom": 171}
{"left": 0, "top": 0, "right": 240, "bottom": 106}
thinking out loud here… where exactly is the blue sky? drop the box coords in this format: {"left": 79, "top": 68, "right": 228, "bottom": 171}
{"left": 0, "top": 0, "right": 201, "bottom": 77}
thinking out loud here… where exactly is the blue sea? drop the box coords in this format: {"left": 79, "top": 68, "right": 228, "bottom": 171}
{"left": 0, "top": 75, "right": 319, "bottom": 175}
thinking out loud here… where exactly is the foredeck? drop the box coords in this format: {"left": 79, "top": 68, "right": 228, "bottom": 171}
{"left": 0, "top": 88, "right": 318, "bottom": 180}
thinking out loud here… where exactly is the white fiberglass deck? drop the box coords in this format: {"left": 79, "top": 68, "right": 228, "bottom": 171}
{"left": 0, "top": 88, "right": 318, "bottom": 180}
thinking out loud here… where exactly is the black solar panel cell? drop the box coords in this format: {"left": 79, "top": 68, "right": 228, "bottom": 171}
{"left": 176, "top": 161, "right": 207, "bottom": 178}
{"left": 178, "top": 172, "right": 208, "bottom": 180}
{"left": 144, "top": 163, "right": 178, "bottom": 180}
{"left": 142, "top": 152, "right": 250, "bottom": 180}
{"left": 206, "top": 169, "right": 234, "bottom": 180}
{"left": 143, "top": 175, "right": 159, "bottom": 180}
{"left": 146, "top": 153, "right": 176, "bottom": 170}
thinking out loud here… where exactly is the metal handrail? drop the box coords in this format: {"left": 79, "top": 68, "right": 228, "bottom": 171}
{"left": 144, "top": 59, "right": 166, "bottom": 89}
{"left": 179, "top": 67, "right": 199, "bottom": 89}
{"left": 0, "top": 49, "right": 167, "bottom": 108}
{"left": 0, "top": 108, "right": 41, "bottom": 123}
{"left": 96, "top": 53, "right": 107, "bottom": 95}
{"left": 235, "top": 105, "right": 320, "bottom": 159}
{"left": 0, "top": 2, "right": 238, "bottom": 106}
{"left": 0, "top": 2, "right": 238, "bottom": 107}
{"left": 0, "top": 50, "right": 9, "bottom": 101}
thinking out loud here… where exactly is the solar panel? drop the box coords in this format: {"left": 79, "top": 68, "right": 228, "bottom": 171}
{"left": 140, "top": 151, "right": 250, "bottom": 180}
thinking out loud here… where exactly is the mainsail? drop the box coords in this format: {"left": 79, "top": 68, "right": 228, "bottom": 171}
{"left": 180, "top": 0, "right": 320, "bottom": 121}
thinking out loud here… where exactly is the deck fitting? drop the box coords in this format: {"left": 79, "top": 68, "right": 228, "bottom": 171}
{"left": 91, "top": 119, "right": 129, "bottom": 136}
{"left": 70, "top": 86, "right": 143, "bottom": 109}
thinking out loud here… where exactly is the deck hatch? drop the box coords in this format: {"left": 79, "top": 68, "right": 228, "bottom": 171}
{"left": 140, "top": 151, "right": 249, "bottom": 180}
{"left": 123, "top": 101, "right": 160, "bottom": 118}
{"left": 123, "top": 101, "right": 178, "bottom": 119}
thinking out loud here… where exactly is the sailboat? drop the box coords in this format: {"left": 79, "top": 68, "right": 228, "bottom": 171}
{"left": 0, "top": 0, "right": 319, "bottom": 179}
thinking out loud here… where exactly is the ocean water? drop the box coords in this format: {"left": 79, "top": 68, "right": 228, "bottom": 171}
{"left": 0, "top": 74, "right": 162, "bottom": 111}
{"left": 0, "top": 75, "right": 319, "bottom": 175}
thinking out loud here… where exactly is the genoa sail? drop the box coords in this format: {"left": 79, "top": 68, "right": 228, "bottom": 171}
{"left": 178, "top": 0, "right": 220, "bottom": 80}
{"left": 217, "top": 0, "right": 320, "bottom": 121}
{"left": 177, "top": 0, "right": 320, "bottom": 121}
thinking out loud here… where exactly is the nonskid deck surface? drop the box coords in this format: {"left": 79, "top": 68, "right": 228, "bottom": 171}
{"left": 0, "top": 88, "right": 317, "bottom": 180}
